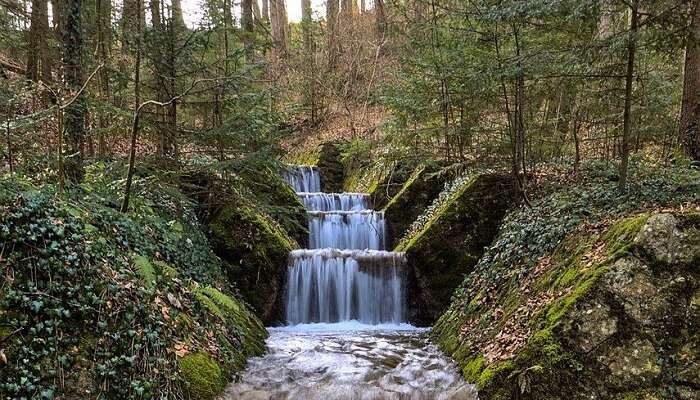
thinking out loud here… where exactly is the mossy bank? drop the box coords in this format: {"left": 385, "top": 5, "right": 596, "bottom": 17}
{"left": 432, "top": 163, "right": 700, "bottom": 399}
{"left": 0, "top": 169, "right": 267, "bottom": 400}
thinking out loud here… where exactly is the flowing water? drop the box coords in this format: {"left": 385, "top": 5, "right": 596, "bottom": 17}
{"left": 224, "top": 165, "right": 473, "bottom": 400}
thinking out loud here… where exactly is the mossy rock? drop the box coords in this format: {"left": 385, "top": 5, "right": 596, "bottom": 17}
{"left": 179, "top": 352, "right": 226, "bottom": 400}
{"left": 382, "top": 164, "right": 453, "bottom": 247}
{"left": 370, "top": 160, "right": 424, "bottom": 209}
{"left": 433, "top": 212, "right": 700, "bottom": 399}
{"left": 317, "top": 143, "right": 345, "bottom": 193}
{"left": 398, "top": 173, "right": 516, "bottom": 324}
{"left": 207, "top": 197, "right": 297, "bottom": 323}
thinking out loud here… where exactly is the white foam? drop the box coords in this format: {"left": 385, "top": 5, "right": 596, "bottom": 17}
{"left": 271, "top": 320, "right": 423, "bottom": 333}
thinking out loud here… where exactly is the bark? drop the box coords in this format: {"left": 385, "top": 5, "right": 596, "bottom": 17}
{"left": 96, "top": 0, "right": 111, "bottom": 156}
{"left": 679, "top": 0, "right": 700, "bottom": 161}
{"left": 341, "top": 0, "right": 351, "bottom": 21}
{"left": 262, "top": 0, "right": 269, "bottom": 22}
{"left": 252, "top": 0, "right": 261, "bottom": 22}
{"left": 619, "top": 1, "right": 638, "bottom": 191}
{"left": 327, "top": 0, "right": 339, "bottom": 68}
{"left": 150, "top": 0, "right": 161, "bottom": 30}
{"left": 122, "top": 0, "right": 144, "bottom": 212}
{"left": 62, "top": 0, "right": 85, "bottom": 181}
{"left": 26, "top": 0, "right": 51, "bottom": 82}
{"left": 242, "top": 0, "right": 254, "bottom": 59}
{"left": 270, "top": 0, "right": 288, "bottom": 56}
{"left": 302, "top": 0, "right": 317, "bottom": 121}
{"left": 171, "top": 0, "right": 186, "bottom": 28}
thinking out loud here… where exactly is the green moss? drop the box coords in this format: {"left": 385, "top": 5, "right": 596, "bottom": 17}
{"left": 602, "top": 214, "right": 649, "bottom": 257}
{"left": 179, "top": 352, "right": 225, "bottom": 400}
{"left": 133, "top": 255, "right": 156, "bottom": 288}
{"left": 477, "top": 360, "right": 514, "bottom": 389}
{"left": 462, "top": 355, "right": 485, "bottom": 382}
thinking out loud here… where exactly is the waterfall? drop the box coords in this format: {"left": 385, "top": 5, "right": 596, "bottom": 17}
{"left": 284, "top": 165, "right": 321, "bottom": 193}
{"left": 283, "top": 165, "right": 407, "bottom": 326}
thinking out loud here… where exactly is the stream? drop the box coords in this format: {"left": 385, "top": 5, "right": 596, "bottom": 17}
{"left": 224, "top": 166, "right": 473, "bottom": 399}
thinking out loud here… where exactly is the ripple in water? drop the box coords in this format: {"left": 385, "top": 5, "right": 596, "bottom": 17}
{"left": 223, "top": 323, "right": 476, "bottom": 400}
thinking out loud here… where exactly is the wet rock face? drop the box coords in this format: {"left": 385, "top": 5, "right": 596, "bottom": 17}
{"left": 434, "top": 212, "right": 700, "bottom": 400}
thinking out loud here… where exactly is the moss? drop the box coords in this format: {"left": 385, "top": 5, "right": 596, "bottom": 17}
{"left": 179, "top": 352, "right": 225, "bottom": 400}
{"left": 462, "top": 354, "right": 485, "bottom": 382}
{"left": 398, "top": 174, "right": 516, "bottom": 323}
{"left": 477, "top": 360, "right": 514, "bottom": 389}
{"left": 133, "top": 255, "right": 156, "bottom": 288}
{"left": 382, "top": 164, "right": 453, "bottom": 247}
{"left": 602, "top": 214, "right": 650, "bottom": 257}
{"left": 208, "top": 197, "right": 297, "bottom": 322}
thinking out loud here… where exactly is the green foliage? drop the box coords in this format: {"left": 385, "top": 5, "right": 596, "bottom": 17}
{"left": 0, "top": 175, "right": 266, "bottom": 399}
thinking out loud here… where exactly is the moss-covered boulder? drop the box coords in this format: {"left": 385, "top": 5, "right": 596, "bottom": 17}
{"left": 396, "top": 173, "right": 516, "bottom": 324}
{"left": 317, "top": 142, "right": 345, "bottom": 192}
{"left": 370, "top": 160, "right": 423, "bottom": 209}
{"left": 382, "top": 164, "right": 453, "bottom": 247}
{"left": 208, "top": 197, "right": 298, "bottom": 323}
{"left": 434, "top": 212, "right": 700, "bottom": 399}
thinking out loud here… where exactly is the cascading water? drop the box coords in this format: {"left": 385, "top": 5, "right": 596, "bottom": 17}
{"left": 225, "top": 165, "right": 473, "bottom": 399}
{"left": 284, "top": 165, "right": 403, "bottom": 325}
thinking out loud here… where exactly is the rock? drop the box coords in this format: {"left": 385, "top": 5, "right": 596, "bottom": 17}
{"left": 382, "top": 164, "right": 454, "bottom": 248}
{"left": 208, "top": 199, "right": 297, "bottom": 323}
{"left": 562, "top": 299, "right": 618, "bottom": 353}
{"left": 179, "top": 352, "right": 226, "bottom": 400}
{"left": 317, "top": 143, "right": 344, "bottom": 193}
{"left": 398, "top": 173, "right": 516, "bottom": 324}
{"left": 600, "top": 338, "right": 661, "bottom": 389}
{"left": 433, "top": 211, "right": 700, "bottom": 400}
{"left": 633, "top": 213, "right": 697, "bottom": 267}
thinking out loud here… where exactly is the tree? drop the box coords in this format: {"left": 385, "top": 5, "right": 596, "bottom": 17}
{"left": 619, "top": 0, "right": 639, "bottom": 191}
{"left": 679, "top": 0, "right": 700, "bottom": 161}
{"left": 242, "top": 0, "right": 254, "bottom": 60}
{"left": 270, "top": 0, "right": 288, "bottom": 56}
{"left": 327, "top": 0, "right": 339, "bottom": 68}
{"left": 26, "top": 0, "right": 51, "bottom": 83}
{"left": 62, "top": 0, "right": 85, "bottom": 181}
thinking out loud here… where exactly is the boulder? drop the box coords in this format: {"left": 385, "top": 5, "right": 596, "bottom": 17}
{"left": 382, "top": 164, "right": 453, "bottom": 247}
{"left": 208, "top": 198, "right": 298, "bottom": 323}
{"left": 433, "top": 212, "right": 700, "bottom": 399}
{"left": 317, "top": 143, "right": 345, "bottom": 193}
{"left": 397, "top": 173, "right": 516, "bottom": 324}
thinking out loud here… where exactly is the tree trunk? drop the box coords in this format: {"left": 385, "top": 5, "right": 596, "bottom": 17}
{"left": 252, "top": 0, "right": 261, "bottom": 22}
{"left": 302, "top": 0, "right": 317, "bottom": 121}
{"left": 62, "top": 0, "right": 85, "bottom": 182}
{"left": 270, "top": 0, "right": 288, "bottom": 56}
{"left": 619, "top": 1, "right": 638, "bottom": 191}
{"left": 96, "top": 0, "right": 111, "bottom": 156}
{"left": 122, "top": 0, "right": 144, "bottom": 213}
{"left": 679, "top": 0, "right": 700, "bottom": 161}
{"left": 150, "top": 0, "right": 161, "bottom": 30}
{"left": 262, "top": 0, "right": 269, "bottom": 22}
{"left": 171, "top": 0, "right": 186, "bottom": 28}
{"left": 242, "top": 0, "right": 254, "bottom": 60}
{"left": 327, "top": 0, "right": 339, "bottom": 68}
{"left": 26, "top": 0, "right": 51, "bottom": 82}
{"left": 121, "top": 0, "right": 142, "bottom": 48}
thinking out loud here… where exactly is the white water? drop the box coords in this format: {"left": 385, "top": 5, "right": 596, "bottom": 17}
{"left": 223, "top": 165, "right": 472, "bottom": 399}
{"left": 286, "top": 249, "right": 405, "bottom": 325}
